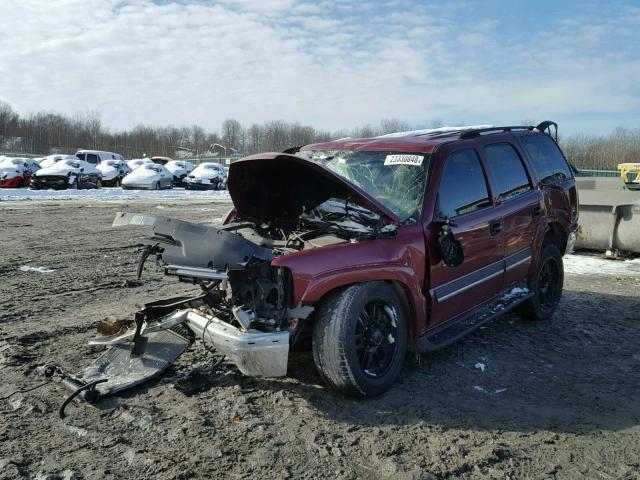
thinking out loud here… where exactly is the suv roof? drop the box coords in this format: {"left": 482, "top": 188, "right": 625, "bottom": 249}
{"left": 303, "top": 121, "right": 559, "bottom": 155}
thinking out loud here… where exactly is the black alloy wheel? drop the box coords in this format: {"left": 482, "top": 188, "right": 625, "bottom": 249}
{"left": 515, "top": 244, "right": 564, "bottom": 321}
{"left": 355, "top": 301, "right": 399, "bottom": 378}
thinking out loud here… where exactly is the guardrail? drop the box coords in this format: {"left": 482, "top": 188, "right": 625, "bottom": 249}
{"left": 577, "top": 169, "right": 621, "bottom": 177}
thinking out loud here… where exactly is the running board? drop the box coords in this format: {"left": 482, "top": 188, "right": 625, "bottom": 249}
{"left": 416, "top": 289, "right": 533, "bottom": 352}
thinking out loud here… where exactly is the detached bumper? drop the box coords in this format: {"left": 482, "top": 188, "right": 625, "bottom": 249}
{"left": 88, "top": 308, "right": 290, "bottom": 378}
{"left": 185, "top": 310, "right": 290, "bottom": 377}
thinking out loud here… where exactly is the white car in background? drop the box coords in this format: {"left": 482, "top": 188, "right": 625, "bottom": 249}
{"left": 97, "top": 159, "right": 132, "bottom": 187}
{"left": 121, "top": 163, "right": 173, "bottom": 190}
{"left": 165, "top": 160, "right": 195, "bottom": 186}
{"left": 31, "top": 159, "right": 102, "bottom": 190}
{"left": 75, "top": 150, "right": 125, "bottom": 166}
{"left": 127, "top": 158, "right": 154, "bottom": 171}
{"left": 184, "top": 162, "right": 226, "bottom": 190}
{"left": 39, "top": 154, "right": 78, "bottom": 169}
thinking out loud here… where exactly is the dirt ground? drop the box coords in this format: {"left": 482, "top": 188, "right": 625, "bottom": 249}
{"left": 1, "top": 197, "right": 639, "bottom": 480}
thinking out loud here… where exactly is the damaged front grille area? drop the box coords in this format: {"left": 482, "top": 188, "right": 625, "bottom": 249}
{"left": 90, "top": 213, "right": 316, "bottom": 380}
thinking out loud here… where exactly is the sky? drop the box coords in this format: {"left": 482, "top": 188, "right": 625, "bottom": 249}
{"left": 0, "top": 0, "right": 638, "bottom": 135}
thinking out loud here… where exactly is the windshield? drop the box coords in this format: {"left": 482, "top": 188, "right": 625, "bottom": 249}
{"left": 65, "top": 160, "right": 80, "bottom": 168}
{"left": 105, "top": 160, "right": 118, "bottom": 166}
{"left": 305, "top": 150, "right": 430, "bottom": 222}
{"left": 204, "top": 164, "right": 221, "bottom": 170}
{"left": 145, "top": 165, "right": 160, "bottom": 171}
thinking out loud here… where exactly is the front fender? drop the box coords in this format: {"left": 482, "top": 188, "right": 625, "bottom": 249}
{"left": 298, "top": 264, "right": 428, "bottom": 340}
{"left": 271, "top": 224, "right": 428, "bottom": 341}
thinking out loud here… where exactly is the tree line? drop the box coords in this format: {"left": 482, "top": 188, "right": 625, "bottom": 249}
{"left": 0, "top": 100, "right": 637, "bottom": 169}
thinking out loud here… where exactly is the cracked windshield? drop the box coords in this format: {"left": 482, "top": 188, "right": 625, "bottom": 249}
{"left": 305, "top": 150, "right": 430, "bottom": 222}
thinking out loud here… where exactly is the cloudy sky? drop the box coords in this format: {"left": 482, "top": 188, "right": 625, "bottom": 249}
{"left": 1, "top": 0, "right": 638, "bottom": 134}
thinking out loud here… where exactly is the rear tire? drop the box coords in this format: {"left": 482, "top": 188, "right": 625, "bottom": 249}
{"left": 312, "top": 282, "right": 407, "bottom": 397}
{"left": 516, "top": 244, "right": 564, "bottom": 321}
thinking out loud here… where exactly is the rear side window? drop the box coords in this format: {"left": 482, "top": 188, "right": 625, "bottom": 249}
{"left": 521, "top": 134, "right": 572, "bottom": 183}
{"left": 436, "top": 149, "right": 491, "bottom": 219}
{"left": 484, "top": 143, "right": 531, "bottom": 200}
{"left": 86, "top": 154, "right": 99, "bottom": 164}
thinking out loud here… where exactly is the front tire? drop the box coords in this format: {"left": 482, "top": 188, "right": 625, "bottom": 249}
{"left": 154, "top": 182, "right": 160, "bottom": 190}
{"left": 516, "top": 244, "right": 564, "bottom": 321}
{"left": 312, "top": 282, "right": 407, "bottom": 397}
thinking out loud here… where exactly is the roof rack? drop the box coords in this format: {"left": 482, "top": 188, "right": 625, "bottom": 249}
{"left": 459, "top": 125, "right": 534, "bottom": 139}
{"left": 458, "top": 120, "right": 559, "bottom": 141}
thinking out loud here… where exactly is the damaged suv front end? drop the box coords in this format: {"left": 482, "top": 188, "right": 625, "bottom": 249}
{"left": 63, "top": 149, "right": 430, "bottom": 407}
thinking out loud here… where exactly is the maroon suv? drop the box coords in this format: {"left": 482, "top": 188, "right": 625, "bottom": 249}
{"left": 114, "top": 121, "right": 578, "bottom": 397}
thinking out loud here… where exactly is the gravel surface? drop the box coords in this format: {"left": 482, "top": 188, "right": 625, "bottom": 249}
{"left": 1, "top": 197, "right": 639, "bottom": 479}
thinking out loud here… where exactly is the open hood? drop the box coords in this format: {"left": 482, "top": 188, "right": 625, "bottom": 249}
{"left": 227, "top": 153, "right": 400, "bottom": 224}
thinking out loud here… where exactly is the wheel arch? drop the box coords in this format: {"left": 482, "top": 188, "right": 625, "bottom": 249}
{"left": 544, "top": 221, "right": 568, "bottom": 253}
{"left": 300, "top": 270, "right": 427, "bottom": 343}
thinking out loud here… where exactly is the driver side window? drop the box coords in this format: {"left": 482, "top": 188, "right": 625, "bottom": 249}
{"left": 436, "top": 149, "right": 491, "bottom": 219}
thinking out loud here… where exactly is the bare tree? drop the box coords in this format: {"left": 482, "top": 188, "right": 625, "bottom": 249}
{"left": 221, "top": 118, "right": 243, "bottom": 152}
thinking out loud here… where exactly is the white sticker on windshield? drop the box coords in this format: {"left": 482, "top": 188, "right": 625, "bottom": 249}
{"left": 384, "top": 154, "right": 424, "bottom": 166}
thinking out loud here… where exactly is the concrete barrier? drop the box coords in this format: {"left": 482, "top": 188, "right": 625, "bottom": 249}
{"left": 576, "top": 180, "right": 640, "bottom": 254}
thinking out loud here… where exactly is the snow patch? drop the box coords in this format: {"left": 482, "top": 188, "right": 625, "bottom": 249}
{"left": 0, "top": 187, "right": 231, "bottom": 202}
{"left": 19, "top": 266, "right": 55, "bottom": 273}
{"left": 563, "top": 253, "right": 640, "bottom": 277}
{"left": 474, "top": 362, "right": 486, "bottom": 372}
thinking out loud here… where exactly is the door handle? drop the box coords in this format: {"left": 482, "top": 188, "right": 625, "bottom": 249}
{"left": 532, "top": 206, "right": 543, "bottom": 217}
{"left": 490, "top": 222, "right": 502, "bottom": 236}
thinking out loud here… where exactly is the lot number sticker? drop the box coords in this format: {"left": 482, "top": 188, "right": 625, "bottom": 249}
{"left": 384, "top": 154, "right": 424, "bottom": 166}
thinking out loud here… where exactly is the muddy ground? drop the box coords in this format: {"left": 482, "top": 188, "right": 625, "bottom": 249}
{"left": 0, "top": 197, "right": 639, "bottom": 480}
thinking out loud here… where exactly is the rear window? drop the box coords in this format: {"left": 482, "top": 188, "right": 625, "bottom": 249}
{"left": 436, "top": 149, "right": 491, "bottom": 219}
{"left": 484, "top": 143, "right": 531, "bottom": 200}
{"left": 521, "top": 134, "right": 572, "bottom": 183}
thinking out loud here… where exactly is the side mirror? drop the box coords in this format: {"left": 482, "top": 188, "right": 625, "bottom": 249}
{"left": 80, "top": 168, "right": 85, "bottom": 172}
{"left": 436, "top": 217, "right": 464, "bottom": 267}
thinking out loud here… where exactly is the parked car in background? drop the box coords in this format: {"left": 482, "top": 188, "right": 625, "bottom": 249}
{"left": 39, "top": 154, "right": 78, "bottom": 169}
{"left": 75, "top": 150, "right": 125, "bottom": 166}
{"left": 183, "top": 162, "right": 226, "bottom": 190}
{"left": 165, "top": 160, "right": 195, "bottom": 186}
{"left": 127, "top": 158, "right": 154, "bottom": 171}
{"left": 150, "top": 156, "right": 171, "bottom": 165}
{"left": 31, "top": 158, "right": 102, "bottom": 190}
{"left": 0, "top": 157, "right": 39, "bottom": 188}
{"left": 121, "top": 163, "right": 173, "bottom": 190}
{"left": 97, "top": 159, "right": 132, "bottom": 187}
